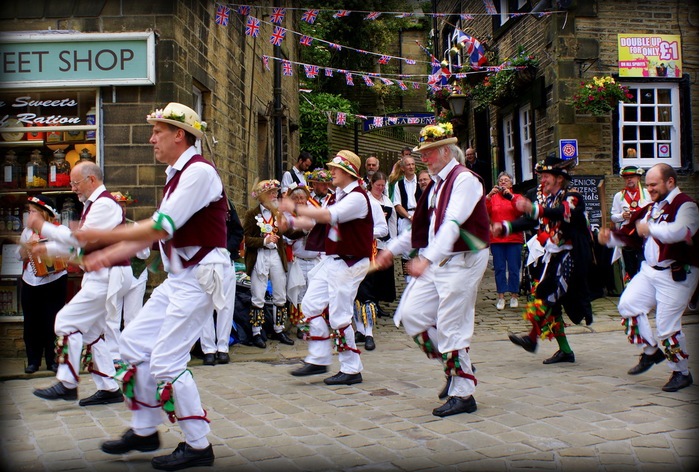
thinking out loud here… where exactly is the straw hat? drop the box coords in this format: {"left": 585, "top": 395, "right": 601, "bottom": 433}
{"left": 27, "top": 195, "right": 58, "bottom": 218}
{"left": 413, "top": 122, "right": 458, "bottom": 152}
{"left": 146, "top": 102, "right": 207, "bottom": 139}
{"left": 306, "top": 168, "right": 332, "bottom": 183}
{"left": 251, "top": 179, "right": 280, "bottom": 199}
{"left": 327, "top": 150, "right": 361, "bottom": 179}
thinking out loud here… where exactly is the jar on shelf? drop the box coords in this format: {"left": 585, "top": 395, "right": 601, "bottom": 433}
{"left": 1, "top": 150, "right": 21, "bottom": 189}
{"left": 26, "top": 149, "right": 48, "bottom": 188}
{"left": 49, "top": 149, "right": 71, "bottom": 187}
{"left": 86, "top": 107, "right": 97, "bottom": 140}
{"left": 78, "top": 148, "right": 95, "bottom": 163}
{"left": 60, "top": 198, "right": 77, "bottom": 227}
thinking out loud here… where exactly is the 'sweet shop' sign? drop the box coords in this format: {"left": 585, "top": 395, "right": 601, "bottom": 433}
{"left": 0, "top": 32, "right": 155, "bottom": 88}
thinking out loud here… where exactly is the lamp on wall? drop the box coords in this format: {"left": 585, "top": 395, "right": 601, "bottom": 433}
{"left": 448, "top": 94, "right": 469, "bottom": 117}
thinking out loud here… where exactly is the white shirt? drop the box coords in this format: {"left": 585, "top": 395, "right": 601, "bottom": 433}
{"left": 17, "top": 227, "right": 67, "bottom": 286}
{"left": 392, "top": 175, "right": 418, "bottom": 211}
{"left": 281, "top": 166, "right": 307, "bottom": 194}
{"left": 369, "top": 196, "right": 389, "bottom": 240}
{"left": 155, "top": 146, "right": 229, "bottom": 271}
{"left": 611, "top": 186, "right": 651, "bottom": 227}
{"left": 370, "top": 192, "right": 397, "bottom": 250}
{"left": 387, "top": 159, "right": 484, "bottom": 263}
{"left": 328, "top": 180, "right": 369, "bottom": 225}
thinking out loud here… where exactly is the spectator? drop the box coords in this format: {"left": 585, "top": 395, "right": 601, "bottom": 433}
{"left": 486, "top": 172, "right": 524, "bottom": 310}
{"left": 417, "top": 169, "right": 431, "bottom": 192}
{"left": 281, "top": 151, "right": 313, "bottom": 195}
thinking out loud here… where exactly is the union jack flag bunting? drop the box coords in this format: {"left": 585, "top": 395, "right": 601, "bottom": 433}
{"left": 461, "top": 14, "right": 474, "bottom": 20}
{"left": 215, "top": 4, "right": 230, "bottom": 26}
{"left": 237, "top": 5, "right": 251, "bottom": 15}
{"left": 388, "top": 117, "right": 398, "bottom": 124}
{"left": 358, "top": 49, "right": 368, "bottom": 54}
{"left": 304, "top": 65, "right": 319, "bottom": 78}
{"left": 345, "top": 73, "right": 354, "bottom": 86}
{"left": 270, "top": 7, "right": 286, "bottom": 24}
{"left": 395, "top": 13, "right": 413, "bottom": 18}
{"left": 397, "top": 81, "right": 407, "bottom": 90}
{"left": 380, "top": 78, "right": 393, "bottom": 85}
{"left": 365, "top": 12, "right": 381, "bottom": 20}
{"left": 270, "top": 26, "right": 286, "bottom": 46}
{"left": 336, "top": 112, "right": 346, "bottom": 125}
{"left": 373, "top": 117, "right": 384, "bottom": 127}
{"left": 302, "top": 9, "right": 319, "bottom": 24}
{"left": 245, "top": 16, "right": 260, "bottom": 37}
{"left": 412, "top": 82, "right": 420, "bottom": 89}
{"left": 363, "top": 76, "right": 374, "bottom": 86}
{"left": 483, "top": 0, "right": 498, "bottom": 15}
{"left": 404, "top": 58, "right": 416, "bottom": 65}
{"left": 262, "top": 55, "right": 269, "bottom": 70}
{"left": 378, "top": 55, "right": 391, "bottom": 64}
{"left": 324, "top": 68, "right": 333, "bottom": 77}
{"left": 299, "top": 35, "right": 313, "bottom": 46}
{"left": 282, "top": 60, "right": 293, "bottom": 76}
{"left": 334, "top": 10, "right": 350, "bottom": 18}
{"left": 356, "top": 115, "right": 367, "bottom": 120}
{"left": 329, "top": 43, "right": 342, "bottom": 50}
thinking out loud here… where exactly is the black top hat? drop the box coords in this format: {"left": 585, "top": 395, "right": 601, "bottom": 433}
{"left": 27, "top": 195, "right": 58, "bottom": 218}
{"left": 535, "top": 152, "right": 575, "bottom": 180}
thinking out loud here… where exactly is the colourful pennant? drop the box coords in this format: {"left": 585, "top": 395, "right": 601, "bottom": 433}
{"left": 336, "top": 112, "right": 346, "bottom": 125}
{"left": 245, "top": 16, "right": 260, "bottom": 37}
{"left": 302, "top": 9, "right": 319, "bottom": 24}
{"left": 270, "top": 26, "right": 286, "bottom": 46}
{"left": 215, "top": 4, "right": 230, "bottom": 26}
{"left": 270, "top": 7, "right": 286, "bottom": 24}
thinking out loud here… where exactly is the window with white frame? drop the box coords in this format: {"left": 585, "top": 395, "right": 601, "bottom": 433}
{"left": 503, "top": 112, "right": 516, "bottom": 180}
{"left": 192, "top": 85, "right": 203, "bottom": 154}
{"left": 519, "top": 104, "right": 533, "bottom": 181}
{"left": 619, "top": 82, "right": 680, "bottom": 169}
{"left": 499, "top": 0, "right": 511, "bottom": 26}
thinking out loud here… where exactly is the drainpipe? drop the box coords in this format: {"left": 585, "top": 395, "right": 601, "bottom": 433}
{"left": 273, "top": 0, "right": 283, "bottom": 180}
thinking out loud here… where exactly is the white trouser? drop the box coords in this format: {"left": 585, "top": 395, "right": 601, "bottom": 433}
{"left": 618, "top": 261, "right": 699, "bottom": 373}
{"left": 105, "top": 269, "right": 148, "bottom": 359}
{"left": 54, "top": 267, "right": 130, "bottom": 391}
{"left": 250, "top": 248, "right": 286, "bottom": 308}
{"left": 394, "top": 249, "right": 489, "bottom": 397}
{"left": 302, "top": 256, "right": 370, "bottom": 374}
{"left": 201, "top": 271, "right": 237, "bottom": 354}
{"left": 119, "top": 263, "right": 230, "bottom": 445}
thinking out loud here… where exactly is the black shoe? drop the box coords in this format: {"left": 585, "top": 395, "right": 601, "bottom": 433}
{"left": 296, "top": 328, "right": 305, "bottom": 339}
{"left": 543, "top": 350, "right": 575, "bottom": 364}
{"left": 33, "top": 382, "right": 77, "bottom": 401}
{"left": 101, "top": 428, "right": 161, "bottom": 455}
{"left": 79, "top": 389, "right": 124, "bottom": 407}
{"left": 628, "top": 349, "right": 665, "bottom": 375}
{"left": 271, "top": 331, "right": 295, "bottom": 345}
{"left": 438, "top": 376, "right": 452, "bottom": 400}
{"left": 508, "top": 332, "right": 537, "bottom": 353}
{"left": 324, "top": 372, "right": 363, "bottom": 385}
{"left": 662, "top": 371, "right": 693, "bottom": 392}
{"left": 25, "top": 364, "right": 39, "bottom": 374}
{"left": 364, "top": 336, "right": 376, "bottom": 351}
{"left": 432, "top": 396, "right": 477, "bottom": 417}
{"left": 216, "top": 352, "right": 230, "bottom": 364}
{"left": 202, "top": 353, "right": 216, "bottom": 366}
{"left": 48, "top": 363, "right": 58, "bottom": 373}
{"left": 151, "top": 442, "right": 214, "bottom": 471}
{"left": 355, "top": 332, "right": 366, "bottom": 343}
{"left": 251, "top": 334, "right": 266, "bottom": 349}
{"left": 291, "top": 362, "right": 328, "bottom": 377}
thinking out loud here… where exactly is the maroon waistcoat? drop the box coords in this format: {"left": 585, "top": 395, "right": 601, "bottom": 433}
{"left": 162, "top": 155, "right": 228, "bottom": 268}
{"left": 81, "top": 190, "right": 130, "bottom": 266}
{"left": 615, "top": 191, "right": 699, "bottom": 267}
{"left": 325, "top": 186, "right": 374, "bottom": 261}
{"left": 411, "top": 164, "right": 490, "bottom": 252}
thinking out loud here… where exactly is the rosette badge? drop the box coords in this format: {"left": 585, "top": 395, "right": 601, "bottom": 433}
{"left": 146, "top": 102, "right": 207, "bottom": 139}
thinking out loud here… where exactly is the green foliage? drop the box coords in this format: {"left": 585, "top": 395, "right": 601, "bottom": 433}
{"left": 572, "top": 76, "right": 634, "bottom": 116}
{"left": 299, "top": 93, "right": 358, "bottom": 161}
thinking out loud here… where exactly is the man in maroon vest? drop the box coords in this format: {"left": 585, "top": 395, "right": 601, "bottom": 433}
{"left": 599, "top": 163, "right": 699, "bottom": 392}
{"left": 74, "top": 103, "right": 230, "bottom": 470}
{"left": 30, "top": 161, "right": 132, "bottom": 407}
{"left": 278, "top": 150, "right": 373, "bottom": 386}
{"left": 376, "top": 123, "right": 490, "bottom": 417}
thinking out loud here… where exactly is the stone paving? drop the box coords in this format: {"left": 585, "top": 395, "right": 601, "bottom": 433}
{"left": 1, "top": 262, "right": 698, "bottom": 471}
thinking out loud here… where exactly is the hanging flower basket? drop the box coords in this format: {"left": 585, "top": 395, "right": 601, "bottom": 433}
{"left": 572, "top": 76, "right": 634, "bottom": 116}
{"left": 513, "top": 65, "right": 537, "bottom": 88}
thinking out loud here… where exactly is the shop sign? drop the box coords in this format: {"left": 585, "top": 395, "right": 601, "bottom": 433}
{"left": 0, "top": 32, "right": 155, "bottom": 88}
{"left": 618, "top": 34, "right": 682, "bottom": 78}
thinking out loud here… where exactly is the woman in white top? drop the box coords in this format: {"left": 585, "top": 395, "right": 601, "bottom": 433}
{"left": 354, "top": 172, "right": 397, "bottom": 350}
{"left": 17, "top": 195, "right": 68, "bottom": 374}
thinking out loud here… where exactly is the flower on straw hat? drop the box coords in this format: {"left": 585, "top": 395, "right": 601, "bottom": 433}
{"left": 251, "top": 179, "right": 280, "bottom": 199}
{"left": 413, "top": 122, "right": 458, "bottom": 152}
{"left": 327, "top": 150, "right": 361, "bottom": 179}
{"left": 306, "top": 168, "right": 332, "bottom": 183}
{"left": 146, "top": 102, "right": 207, "bottom": 139}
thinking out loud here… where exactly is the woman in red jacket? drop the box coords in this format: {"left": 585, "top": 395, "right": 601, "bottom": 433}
{"left": 486, "top": 172, "right": 524, "bottom": 310}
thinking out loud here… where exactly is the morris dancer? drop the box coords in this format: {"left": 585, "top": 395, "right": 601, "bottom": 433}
{"left": 75, "top": 103, "right": 231, "bottom": 470}
{"left": 279, "top": 150, "right": 373, "bottom": 385}
{"left": 376, "top": 123, "right": 490, "bottom": 417}
{"left": 599, "top": 163, "right": 698, "bottom": 392}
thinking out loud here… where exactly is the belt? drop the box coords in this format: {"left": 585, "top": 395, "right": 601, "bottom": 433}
{"left": 332, "top": 255, "right": 363, "bottom": 263}
{"left": 651, "top": 265, "right": 670, "bottom": 270}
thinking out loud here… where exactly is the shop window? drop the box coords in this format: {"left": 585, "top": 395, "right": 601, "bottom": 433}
{"left": 618, "top": 82, "right": 680, "bottom": 168}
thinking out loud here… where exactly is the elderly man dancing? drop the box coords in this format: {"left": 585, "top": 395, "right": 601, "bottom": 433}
{"left": 376, "top": 123, "right": 490, "bottom": 417}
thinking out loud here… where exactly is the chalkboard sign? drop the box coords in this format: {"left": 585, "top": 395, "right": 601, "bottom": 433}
{"left": 569, "top": 175, "right": 604, "bottom": 232}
